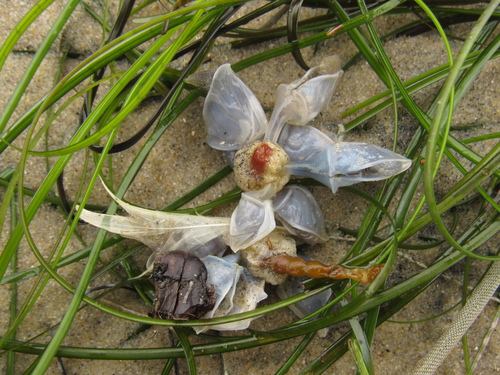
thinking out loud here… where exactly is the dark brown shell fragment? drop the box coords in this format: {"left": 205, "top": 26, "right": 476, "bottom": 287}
{"left": 149, "top": 250, "right": 216, "bottom": 320}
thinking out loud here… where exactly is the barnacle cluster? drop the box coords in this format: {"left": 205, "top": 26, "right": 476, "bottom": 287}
{"left": 233, "top": 141, "right": 290, "bottom": 192}
{"left": 80, "top": 57, "right": 411, "bottom": 332}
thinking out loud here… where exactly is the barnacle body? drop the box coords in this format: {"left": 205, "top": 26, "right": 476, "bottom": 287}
{"left": 239, "top": 231, "right": 297, "bottom": 285}
{"left": 233, "top": 141, "right": 290, "bottom": 192}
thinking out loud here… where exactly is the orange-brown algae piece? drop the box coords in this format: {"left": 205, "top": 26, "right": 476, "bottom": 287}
{"left": 265, "top": 254, "right": 384, "bottom": 284}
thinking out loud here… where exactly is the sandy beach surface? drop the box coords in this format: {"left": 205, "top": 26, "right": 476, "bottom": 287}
{"left": 0, "top": 0, "right": 499, "bottom": 374}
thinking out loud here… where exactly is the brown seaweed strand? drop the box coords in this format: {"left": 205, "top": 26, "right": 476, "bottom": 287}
{"left": 265, "top": 255, "right": 384, "bottom": 284}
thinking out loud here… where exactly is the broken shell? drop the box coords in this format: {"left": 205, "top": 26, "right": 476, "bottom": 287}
{"left": 202, "top": 254, "right": 242, "bottom": 318}
{"left": 149, "top": 250, "right": 216, "bottom": 320}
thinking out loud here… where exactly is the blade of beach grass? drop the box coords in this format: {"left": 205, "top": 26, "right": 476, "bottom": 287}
{"left": 0, "top": 0, "right": 74, "bottom": 134}
{"left": 421, "top": 0, "right": 500, "bottom": 260}
{"left": 1, "top": 1, "right": 498, "bottom": 373}
{"left": 0, "top": 13, "right": 192, "bottom": 282}
{"left": 338, "top": 1, "right": 424, "bottom": 369}
{"left": 29, "top": 30, "right": 194, "bottom": 157}
{"left": 0, "top": 2, "right": 223, "bottom": 374}
{"left": 335, "top": 0, "right": 499, "bottom": 268}
{"left": 0, "top": 11, "right": 195, "bottom": 156}
{"left": 26, "top": 6, "right": 215, "bottom": 370}
{"left": 0, "top": 0, "right": 79, "bottom": 251}
{"left": 175, "top": 327, "right": 198, "bottom": 375}
{"left": 232, "top": 0, "right": 407, "bottom": 72}
{"left": 6, "top": 194, "right": 19, "bottom": 374}
{"left": 0, "top": 3, "right": 209, "bottom": 280}
{"left": 0, "top": 0, "right": 56, "bottom": 71}
{"left": 330, "top": 0, "right": 499, "bottom": 188}
{"left": 2, "top": 205, "right": 496, "bottom": 362}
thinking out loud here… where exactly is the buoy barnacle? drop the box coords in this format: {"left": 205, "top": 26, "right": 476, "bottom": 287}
{"left": 233, "top": 141, "right": 290, "bottom": 192}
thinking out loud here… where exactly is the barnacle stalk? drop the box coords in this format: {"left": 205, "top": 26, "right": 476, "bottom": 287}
{"left": 264, "top": 254, "right": 384, "bottom": 284}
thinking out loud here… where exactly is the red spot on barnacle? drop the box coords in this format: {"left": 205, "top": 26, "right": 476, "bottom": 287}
{"left": 251, "top": 143, "right": 273, "bottom": 176}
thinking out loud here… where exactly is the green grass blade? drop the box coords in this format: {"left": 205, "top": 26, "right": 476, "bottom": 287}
{"left": 0, "top": 0, "right": 80, "bottom": 134}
